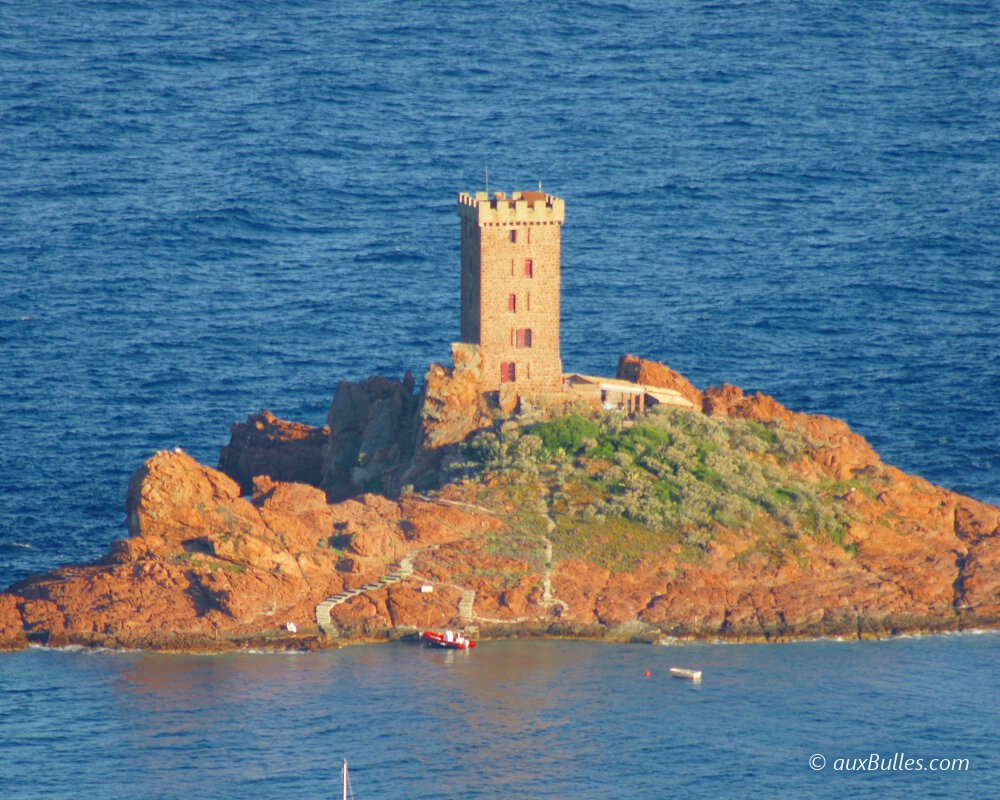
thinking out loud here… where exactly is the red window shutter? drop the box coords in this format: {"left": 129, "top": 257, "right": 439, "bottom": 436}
{"left": 525, "top": 329, "right": 532, "bottom": 347}
{"left": 525, "top": 259, "right": 533, "bottom": 278}
{"left": 508, "top": 294, "right": 516, "bottom": 313}
{"left": 500, "top": 362, "right": 515, "bottom": 383}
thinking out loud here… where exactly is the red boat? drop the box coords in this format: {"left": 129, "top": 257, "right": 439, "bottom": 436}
{"left": 422, "top": 630, "right": 475, "bottom": 650}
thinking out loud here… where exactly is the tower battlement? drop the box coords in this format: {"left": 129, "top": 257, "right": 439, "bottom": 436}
{"left": 457, "top": 191, "right": 565, "bottom": 226}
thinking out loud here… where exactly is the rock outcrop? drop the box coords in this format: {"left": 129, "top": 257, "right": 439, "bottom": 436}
{"left": 6, "top": 450, "right": 349, "bottom": 650}
{"left": 418, "top": 344, "right": 493, "bottom": 449}
{"left": 617, "top": 354, "right": 704, "bottom": 408}
{"left": 2, "top": 357, "right": 998, "bottom": 652}
{"left": 310, "top": 344, "right": 495, "bottom": 502}
{"left": 321, "top": 372, "right": 421, "bottom": 500}
{"left": 218, "top": 411, "right": 328, "bottom": 495}
{"left": 400, "top": 343, "right": 493, "bottom": 491}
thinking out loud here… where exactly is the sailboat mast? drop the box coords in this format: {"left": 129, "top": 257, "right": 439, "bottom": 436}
{"left": 342, "top": 759, "right": 348, "bottom": 800}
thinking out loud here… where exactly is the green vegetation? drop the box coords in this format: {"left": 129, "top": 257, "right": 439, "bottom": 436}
{"left": 326, "top": 532, "right": 353, "bottom": 552}
{"left": 449, "top": 405, "right": 871, "bottom": 571}
{"left": 549, "top": 512, "right": 682, "bottom": 573}
{"left": 531, "top": 415, "right": 600, "bottom": 456}
{"left": 481, "top": 532, "right": 544, "bottom": 565}
{"left": 172, "top": 551, "right": 247, "bottom": 574}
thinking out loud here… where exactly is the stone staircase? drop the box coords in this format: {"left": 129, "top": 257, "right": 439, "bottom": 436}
{"left": 316, "top": 555, "right": 413, "bottom": 637}
{"left": 458, "top": 589, "right": 476, "bottom": 625}
{"left": 315, "top": 544, "right": 482, "bottom": 637}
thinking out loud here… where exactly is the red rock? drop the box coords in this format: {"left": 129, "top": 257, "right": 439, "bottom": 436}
{"left": 420, "top": 346, "right": 492, "bottom": 449}
{"left": 386, "top": 584, "right": 461, "bottom": 628}
{"left": 218, "top": 411, "right": 329, "bottom": 495}
{"left": 0, "top": 594, "right": 27, "bottom": 650}
{"left": 252, "top": 477, "right": 335, "bottom": 551}
{"left": 617, "top": 354, "right": 704, "bottom": 408}
{"left": 551, "top": 559, "right": 609, "bottom": 625}
{"left": 954, "top": 501, "right": 1000, "bottom": 542}
{"left": 323, "top": 373, "right": 420, "bottom": 500}
{"left": 958, "top": 540, "right": 1000, "bottom": 622}
{"left": 331, "top": 494, "right": 406, "bottom": 558}
{"left": 3, "top": 361, "right": 1000, "bottom": 652}
{"left": 398, "top": 350, "right": 493, "bottom": 493}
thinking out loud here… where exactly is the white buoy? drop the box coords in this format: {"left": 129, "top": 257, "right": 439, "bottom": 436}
{"left": 670, "top": 667, "right": 702, "bottom": 682}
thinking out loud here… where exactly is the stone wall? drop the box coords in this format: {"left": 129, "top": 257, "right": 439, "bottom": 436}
{"left": 458, "top": 191, "right": 564, "bottom": 393}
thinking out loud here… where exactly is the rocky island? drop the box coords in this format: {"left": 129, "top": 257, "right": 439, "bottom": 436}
{"left": 3, "top": 190, "right": 997, "bottom": 652}
{"left": 1, "top": 353, "right": 998, "bottom": 652}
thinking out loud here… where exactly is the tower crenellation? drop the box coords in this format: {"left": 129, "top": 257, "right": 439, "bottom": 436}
{"left": 457, "top": 191, "right": 565, "bottom": 226}
{"left": 457, "top": 189, "right": 565, "bottom": 393}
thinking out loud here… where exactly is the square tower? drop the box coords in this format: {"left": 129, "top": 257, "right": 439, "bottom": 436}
{"left": 457, "top": 190, "right": 565, "bottom": 393}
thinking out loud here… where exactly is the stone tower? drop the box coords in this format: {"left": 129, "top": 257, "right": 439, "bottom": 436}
{"left": 457, "top": 190, "right": 565, "bottom": 393}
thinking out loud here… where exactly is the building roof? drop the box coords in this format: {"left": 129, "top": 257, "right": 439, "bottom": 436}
{"left": 564, "top": 373, "right": 696, "bottom": 410}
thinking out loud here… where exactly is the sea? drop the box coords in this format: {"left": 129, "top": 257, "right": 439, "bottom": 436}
{"left": 1, "top": 1, "right": 998, "bottom": 797}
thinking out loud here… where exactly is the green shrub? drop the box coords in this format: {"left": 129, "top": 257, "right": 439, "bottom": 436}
{"left": 530, "top": 415, "right": 601, "bottom": 455}
{"left": 451, "top": 403, "right": 862, "bottom": 568}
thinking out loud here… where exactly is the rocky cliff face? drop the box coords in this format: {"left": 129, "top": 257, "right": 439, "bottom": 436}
{"left": 221, "top": 346, "right": 495, "bottom": 504}
{"left": 2, "top": 357, "right": 998, "bottom": 651}
{"left": 321, "top": 372, "right": 420, "bottom": 500}
{"left": 218, "top": 411, "right": 328, "bottom": 494}
{"left": 7, "top": 450, "right": 345, "bottom": 650}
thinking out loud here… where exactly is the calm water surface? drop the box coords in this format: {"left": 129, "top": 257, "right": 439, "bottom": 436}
{"left": 1, "top": 636, "right": 997, "bottom": 799}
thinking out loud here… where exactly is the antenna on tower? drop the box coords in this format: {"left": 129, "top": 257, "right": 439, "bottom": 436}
{"left": 485, "top": 166, "right": 489, "bottom": 196}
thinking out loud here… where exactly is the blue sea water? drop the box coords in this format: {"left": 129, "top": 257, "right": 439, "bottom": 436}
{"left": 1, "top": 0, "right": 998, "bottom": 796}
{"left": 1, "top": 636, "right": 998, "bottom": 800}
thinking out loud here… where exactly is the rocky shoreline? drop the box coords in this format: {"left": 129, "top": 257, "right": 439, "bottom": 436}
{"left": 2, "top": 356, "right": 998, "bottom": 653}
